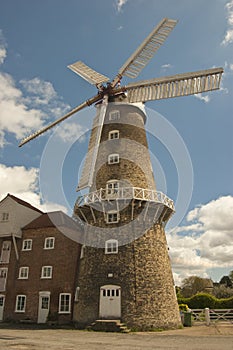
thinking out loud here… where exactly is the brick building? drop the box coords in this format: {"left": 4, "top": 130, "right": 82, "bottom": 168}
{"left": 0, "top": 194, "right": 81, "bottom": 324}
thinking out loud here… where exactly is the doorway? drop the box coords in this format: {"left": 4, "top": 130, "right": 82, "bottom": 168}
{"left": 37, "top": 291, "right": 50, "bottom": 323}
{"left": 0, "top": 295, "right": 5, "bottom": 321}
{"left": 99, "top": 285, "right": 121, "bottom": 319}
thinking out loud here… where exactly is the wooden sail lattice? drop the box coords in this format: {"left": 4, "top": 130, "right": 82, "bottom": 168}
{"left": 125, "top": 68, "right": 223, "bottom": 102}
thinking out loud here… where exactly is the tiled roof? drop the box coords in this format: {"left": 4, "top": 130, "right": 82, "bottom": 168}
{"left": 23, "top": 211, "right": 80, "bottom": 231}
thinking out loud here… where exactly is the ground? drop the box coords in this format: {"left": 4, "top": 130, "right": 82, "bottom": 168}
{"left": 0, "top": 323, "right": 232, "bottom": 350}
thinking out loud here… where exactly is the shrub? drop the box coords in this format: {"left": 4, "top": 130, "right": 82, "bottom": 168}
{"left": 178, "top": 293, "right": 233, "bottom": 309}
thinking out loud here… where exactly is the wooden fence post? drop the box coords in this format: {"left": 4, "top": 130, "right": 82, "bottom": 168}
{"left": 205, "top": 308, "right": 210, "bottom": 326}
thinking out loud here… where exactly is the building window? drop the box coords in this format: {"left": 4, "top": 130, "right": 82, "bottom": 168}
{"left": 108, "top": 130, "right": 119, "bottom": 140}
{"left": 0, "top": 268, "right": 7, "bottom": 292}
{"left": 44, "top": 237, "right": 55, "bottom": 250}
{"left": 80, "top": 246, "right": 85, "bottom": 259}
{"left": 108, "top": 154, "right": 119, "bottom": 164}
{"left": 107, "top": 211, "right": 119, "bottom": 224}
{"left": 19, "top": 267, "right": 29, "bottom": 279}
{"left": 105, "top": 239, "right": 118, "bottom": 254}
{"left": 59, "top": 293, "right": 71, "bottom": 313}
{"left": 15, "top": 295, "right": 26, "bottom": 313}
{"left": 1, "top": 212, "right": 9, "bottom": 222}
{"left": 106, "top": 180, "right": 119, "bottom": 197}
{"left": 109, "top": 110, "right": 120, "bottom": 121}
{"left": 0, "top": 241, "right": 11, "bottom": 263}
{"left": 22, "top": 239, "right": 32, "bottom": 251}
{"left": 41, "top": 266, "right": 53, "bottom": 279}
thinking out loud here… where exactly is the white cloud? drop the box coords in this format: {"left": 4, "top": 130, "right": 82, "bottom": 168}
{"left": 0, "top": 45, "right": 71, "bottom": 147}
{"left": 0, "top": 30, "right": 7, "bottom": 65}
{"left": 222, "top": 0, "right": 233, "bottom": 45}
{"left": 194, "top": 93, "right": 210, "bottom": 103}
{"left": 161, "top": 63, "right": 172, "bottom": 70}
{"left": 115, "top": 0, "right": 128, "bottom": 13}
{"left": 55, "top": 122, "right": 87, "bottom": 143}
{"left": 0, "top": 163, "right": 68, "bottom": 213}
{"left": 168, "top": 196, "right": 233, "bottom": 284}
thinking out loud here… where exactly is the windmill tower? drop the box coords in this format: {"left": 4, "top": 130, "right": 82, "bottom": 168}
{"left": 20, "top": 18, "right": 223, "bottom": 330}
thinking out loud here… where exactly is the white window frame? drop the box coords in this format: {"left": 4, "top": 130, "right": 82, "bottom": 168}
{"left": 108, "top": 130, "right": 119, "bottom": 140}
{"left": 41, "top": 266, "right": 53, "bottom": 279}
{"left": 0, "top": 267, "right": 8, "bottom": 292}
{"left": 22, "top": 239, "right": 32, "bottom": 251}
{"left": 44, "top": 237, "right": 55, "bottom": 250}
{"left": 59, "top": 293, "right": 71, "bottom": 314}
{"left": 106, "top": 211, "right": 119, "bottom": 224}
{"left": 0, "top": 241, "right": 11, "bottom": 263}
{"left": 109, "top": 110, "right": 120, "bottom": 121}
{"left": 15, "top": 295, "right": 26, "bottom": 313}
{"left": 18, "top": 267, "right": 29, "bottom": 279}
{"left": 105, "top": 239, "right": 118, "bottom": 254}
{"left": 1, "top": 212, "right": 9, "bottom": 222}
{"left": 108, "top": 154, "right": 119, "bottom": 164}
{"left": 106, "top": 180, "right": 119, "bottom": 196}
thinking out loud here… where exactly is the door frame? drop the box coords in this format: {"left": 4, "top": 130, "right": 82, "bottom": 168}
{"left": 37, "top": 291, "right": 50, "bottom": 324}
{"left": 0, "top": 294, "right": 5, "bottom": 321}
{"left": 99, "top": 285, "right": 121, "bottom": 319}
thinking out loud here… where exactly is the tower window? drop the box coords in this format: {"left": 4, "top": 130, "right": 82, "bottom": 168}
{"left": 108, "top": 130, "right": 119, "bottom": 140}
{"left": 109, "top": 110, "right": 120, "bottom": 121}
{"left": 105, "top": 239, "right": 118, "bottom": 254}
{"left": 107, "top": 211, "right": 119, "bottom": 224}
{"left": 106, "top": 180, "right": 119, "bottom": 195}
{"left": 108, "top": 154, "right": 119, "bottom": 164}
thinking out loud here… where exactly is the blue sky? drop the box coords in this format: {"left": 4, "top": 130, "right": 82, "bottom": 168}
{"left": 0, "top": 0, "right": 232, "bottom": 284}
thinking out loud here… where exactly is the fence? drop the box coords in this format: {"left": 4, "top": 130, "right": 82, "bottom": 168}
{"left": 191, "top": 309, "right": 233, "bottom": 325}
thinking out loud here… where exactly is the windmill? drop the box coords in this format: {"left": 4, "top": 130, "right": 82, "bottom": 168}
{"left": 20, "top": 18, "right": 223, "bottom": 330}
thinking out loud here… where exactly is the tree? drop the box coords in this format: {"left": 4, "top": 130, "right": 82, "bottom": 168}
{"left": 213, "top": 284, "right": 233, "bottom": 299}
{"left": 219, "top": 275, "right": 232, "bottom": 287}
{"left": 180, "top": 276, "right": 213, "bottom": 298}
{"left": 229, "top": 271, "right": 233, "bottom": 284}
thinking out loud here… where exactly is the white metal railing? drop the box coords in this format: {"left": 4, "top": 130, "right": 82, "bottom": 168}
{"left": 76, "top": 187, "right": 174, "bottom": 211}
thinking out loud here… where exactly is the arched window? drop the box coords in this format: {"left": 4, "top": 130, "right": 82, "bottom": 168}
{"left": 105, "top": 239, "right": 118, "bottom": 254}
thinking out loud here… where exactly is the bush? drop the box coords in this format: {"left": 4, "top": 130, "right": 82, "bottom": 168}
{"left": 178, "top": 293, "right": 233, "bottom": 309}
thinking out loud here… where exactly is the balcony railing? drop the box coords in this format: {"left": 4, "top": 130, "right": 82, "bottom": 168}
{"left": 76, "top": 187, "right": 174, "bottom": 211}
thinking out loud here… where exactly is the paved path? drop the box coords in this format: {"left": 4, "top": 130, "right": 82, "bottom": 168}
{"left": 0, "top": 324, "right": 232, "bottom": 350}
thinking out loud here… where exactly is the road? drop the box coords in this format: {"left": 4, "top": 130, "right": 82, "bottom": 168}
{"left": 0, "top": 323, "right": 232, "bottom": 350}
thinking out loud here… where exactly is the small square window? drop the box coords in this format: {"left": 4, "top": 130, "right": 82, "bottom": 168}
{"left": 109, "top": 110, "right": 120, "bottom": 121}
{"left": 107, "top": 212, "right": 119, "bottom": 224}
{"left": 44, "top": 237, "right": 55, "bottom": 249}
{"left": 19, "top": 267, "right": 29, "bottom": 279}
{"left": 15, "top": 295, "right": 26, "bottom": 313}
{"left": 22, "top": 239, "right": 32, "bottom": 251}
{"left": 108, "top": 154, "right": 119, "bottom": 164}
{"left": 41, "top": 266, "right": 52, "bottom": 279}
{"left": 109, "top": 130, "right": 119, "bottom": 140}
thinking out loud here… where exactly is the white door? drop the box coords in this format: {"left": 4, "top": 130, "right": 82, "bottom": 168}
{"left": 37, "top": 292, "right": 50, "bottom": 323}
{"left": 99, "top": 285, "right": 121, "bottom": 319}
{"left": 0, "top": 295, "right": 5, "bottom": 321}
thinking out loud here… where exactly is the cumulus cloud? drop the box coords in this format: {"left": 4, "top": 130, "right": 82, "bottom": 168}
{"left": 0, "top": 163, "right": 67, "bottom": 213}
{"left": 168, "top": 196, "right": 233, "bottom": 284}
{"left": 0, "top": 30, "right": 75, "bottom": 148}
{"left": 222, "top": 0, "right": 233, "bottom": 45}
